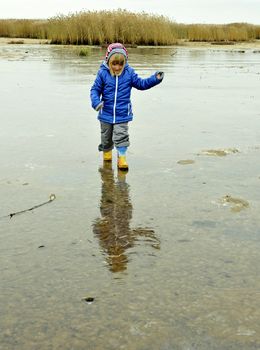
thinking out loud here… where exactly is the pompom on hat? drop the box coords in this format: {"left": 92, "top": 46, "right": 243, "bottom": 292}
{"left": 105, "top": 43, "right": 128, "bottom": 62}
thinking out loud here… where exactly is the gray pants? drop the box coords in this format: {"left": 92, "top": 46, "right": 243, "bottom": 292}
{"left": 98, "top": 122, "right": 130, "bottom": 152}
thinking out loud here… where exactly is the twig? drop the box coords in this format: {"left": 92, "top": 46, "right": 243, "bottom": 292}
{"left": 0, "top": 194, "right": 56, "bottom": 219}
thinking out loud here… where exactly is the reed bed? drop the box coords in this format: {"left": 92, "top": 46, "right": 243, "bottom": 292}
{"left": 0, "top": 10, "right": 259, "bottom": 45}
{"left": 45, "top": 10, "right": 178, "bottom": 45}
{"left": 186, "top": 23, "right": 260, "bottom": 42}
{"left": 0, "top": 19, "right": 48, "bottom": 39}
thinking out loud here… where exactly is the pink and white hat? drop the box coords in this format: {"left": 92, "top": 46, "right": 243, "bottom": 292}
{"left": 105, "top": 43, "right": 128, "bottom": 62}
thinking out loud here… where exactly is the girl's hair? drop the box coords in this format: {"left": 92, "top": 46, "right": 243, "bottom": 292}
{"left": 108, "top": 53, "right": 126, "bottom": 76}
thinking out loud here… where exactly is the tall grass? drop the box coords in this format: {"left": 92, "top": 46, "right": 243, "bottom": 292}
{"left": 186, "top": 23, "right": 260, "bottom": 42}
{"left": 0, "top": 19, "right": 48, "bottom": 39}
{"left": 46, "top": 10, "right": 178, "bottom": 45}
{"left": 0, "top": 10, "right": 259, "bottom": 45}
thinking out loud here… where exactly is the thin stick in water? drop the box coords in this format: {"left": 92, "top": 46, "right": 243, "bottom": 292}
{"left": 1, "top": 194, "right": 56, "bottom": 219}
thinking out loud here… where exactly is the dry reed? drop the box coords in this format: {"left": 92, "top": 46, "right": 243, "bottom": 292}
{"left": 0, "top": 10, "right": 259, "bottom": 45}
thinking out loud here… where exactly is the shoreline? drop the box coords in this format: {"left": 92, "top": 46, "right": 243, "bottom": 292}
{"left": 1, "top": 37, "right": 260, "bottom": 49}
{"left": 0, "top": 37, "right": 50, "bottom": 45}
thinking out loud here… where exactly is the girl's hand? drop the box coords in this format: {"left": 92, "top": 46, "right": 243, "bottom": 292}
{"left": 156, "top": 71, "right": 164, "bottom": 80}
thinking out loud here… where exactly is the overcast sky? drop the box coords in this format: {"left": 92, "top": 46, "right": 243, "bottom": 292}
{"left": 0, "top": 0, "right": 259, "bottom": 24}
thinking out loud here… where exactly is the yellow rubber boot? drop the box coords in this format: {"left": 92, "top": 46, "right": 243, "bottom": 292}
{"left": 103, "top": 150, "right": 112, "bottom": 161}
{"left": 117, "top": 155, "right": 128, "bottom": 170}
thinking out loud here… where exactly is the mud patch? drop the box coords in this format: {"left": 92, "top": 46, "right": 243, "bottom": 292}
{"left": 199, "top": 148, "right": 239, "bottom": 157}
{"left": 220, "top": 195, "right": 249, "bottom": 212}
{"left": 177, "top": 159, "right": 195, "bottom": 165}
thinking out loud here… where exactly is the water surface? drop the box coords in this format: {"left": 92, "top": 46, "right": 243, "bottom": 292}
{"left": 0, "top": 43, "right": 260, "bottom": 349}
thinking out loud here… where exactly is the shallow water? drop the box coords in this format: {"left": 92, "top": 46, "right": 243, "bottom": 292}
{"left": 0, "top": 43, "right": 260, "bottom": 349}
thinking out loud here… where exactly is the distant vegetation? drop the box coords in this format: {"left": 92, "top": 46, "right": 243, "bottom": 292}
{"left": 0, "top": 10, "right": 259, "bottom": 45}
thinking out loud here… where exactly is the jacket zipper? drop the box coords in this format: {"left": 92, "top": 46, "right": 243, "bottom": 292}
{"left": 113, "top": 76, "right": 118, "bottom": 124}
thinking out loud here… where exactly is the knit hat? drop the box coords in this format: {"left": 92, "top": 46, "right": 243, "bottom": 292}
{"left": 105, "top": 43, "right": 128, "bottom": 62}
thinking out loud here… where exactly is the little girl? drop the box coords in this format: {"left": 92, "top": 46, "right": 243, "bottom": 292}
{"left": 90, "top": 42, "right": 164, "bottom": 170}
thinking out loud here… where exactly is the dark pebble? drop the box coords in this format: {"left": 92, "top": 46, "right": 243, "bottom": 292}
{"left": 82, "top": 297, "right": 95, "bottom": 303}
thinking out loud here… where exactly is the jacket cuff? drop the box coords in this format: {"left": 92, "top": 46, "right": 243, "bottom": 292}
{"left": 95, "top": 102, "right": 103, "bottom": 111}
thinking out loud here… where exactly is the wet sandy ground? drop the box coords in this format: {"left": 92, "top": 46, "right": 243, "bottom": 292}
{"left": 0, "top": 43, "right": 260, "bottom": 349}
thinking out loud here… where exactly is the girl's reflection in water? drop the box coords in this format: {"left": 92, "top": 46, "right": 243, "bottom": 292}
{"left": 93, "top": 162, "right": 160, "bottom": 273}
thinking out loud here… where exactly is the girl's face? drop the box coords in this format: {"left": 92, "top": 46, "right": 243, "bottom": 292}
{"left": 109, "top": 54, "right": 125, "bottom": 76}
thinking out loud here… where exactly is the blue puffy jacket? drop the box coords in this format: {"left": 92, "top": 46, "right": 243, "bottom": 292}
{"left": 90, "top": 61, "right": 162, "bottom": 124}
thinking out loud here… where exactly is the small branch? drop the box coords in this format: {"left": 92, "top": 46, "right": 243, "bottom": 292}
{"left": 1, "top": 194, "right": 56, "bottom": 220}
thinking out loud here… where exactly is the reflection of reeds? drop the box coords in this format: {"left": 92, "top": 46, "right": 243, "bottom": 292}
{"left": 0, "top": 11, "right": 260, "bottom": 45}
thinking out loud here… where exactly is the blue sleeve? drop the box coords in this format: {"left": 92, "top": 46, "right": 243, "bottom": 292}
{"left": 131, "top": 68, "right": 162, "bottom": 90}
{"left": 90, "top": 70, "right": 104, "bottom": 110}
